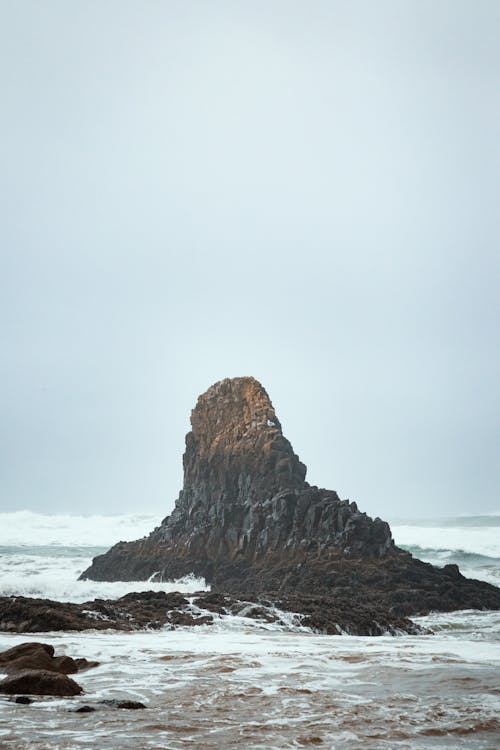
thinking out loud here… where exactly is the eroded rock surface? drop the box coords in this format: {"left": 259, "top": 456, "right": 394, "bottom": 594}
{"left": 0, "top": 642, "right": 100, "bottom": 697}
{"left": 0, "top": 590, "right": 421, "bottom": 636}
{"left": 81, "top": 377, "right": 393, "bottom": 583}
{"left": 0, "top": 592, "right": 212, "bottom": 633}
{"left": 74, "top": 376, "right": 500, "bottom": 624}
{"left": 0, "top": 642, "right": 78, "bottom": 674}
{"left": 0, "top": 669, "right": 82, "bottom": 697}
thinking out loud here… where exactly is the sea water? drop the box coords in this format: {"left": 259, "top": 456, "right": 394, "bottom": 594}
{"left": 0, "top": 511, "right": 499, "bottom": 749}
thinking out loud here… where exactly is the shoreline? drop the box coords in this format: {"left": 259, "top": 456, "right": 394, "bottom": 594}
{"left": 0, "top": 589, "right": 423, "bottom": 638}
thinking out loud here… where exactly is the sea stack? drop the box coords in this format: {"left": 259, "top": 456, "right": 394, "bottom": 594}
{"left": 81, "top": 377, "right": 500, "bottom": 619}
{"left": 81, "top": 377, "right": 392, "bottom": 581}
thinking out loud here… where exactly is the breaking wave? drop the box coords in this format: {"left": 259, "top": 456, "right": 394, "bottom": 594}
{"left": 391, "top": 518, "right": 500, "bottom": 586}
{"left": 0, "top": 510, "right": 163, "bottom": 547}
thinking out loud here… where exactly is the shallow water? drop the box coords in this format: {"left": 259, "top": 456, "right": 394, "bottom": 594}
{"left": 1, "top": 512, "right": 499, "bottom": 749}
{"left": 1, "top": 612, "right": 499, "bottom": 750}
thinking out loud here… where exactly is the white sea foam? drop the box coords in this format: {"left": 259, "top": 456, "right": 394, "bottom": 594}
{"left": 1, "top": 612, "right": 499, "bottom": 750}
{"left": 1, "top": 511, "right": 500, "bottom": 599}
{"left": 391, "top": 522, "right": 500, "bottom": 559}
{"left": 1, "top": 513, "right": 499, "bottom": 748}
{"left": 0, "top": 511, "right": 208, "bottom": 601}
{"left": 0, "top": 551, "right": 207, "bottom": 602}
{"left": 391, "top": 520, "right": 500, "bottom": 585}
{"left": 0, "top": 510, "right": 163, "bottom": 547}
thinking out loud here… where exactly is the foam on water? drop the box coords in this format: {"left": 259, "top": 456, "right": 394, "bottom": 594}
{"left": 1, "top": 511, "right": 500, "bottom": 748}
{"left": 0, "top": 511, "right": 207, "bottom": 601}
{"left": 391, "top": 522, "right": 500, "bottom": 558}
{"left": 2, "top": 511, "right": 500, "bottom": 600}
{"left": 186, "top": 597, "right": 311, "bottom": 635}
{"left": 391, "top": 515, "right": 500, "bottom": 586}
{"left": 0, "top": 510, "right": 163, "bottom": 547}
{"left": 1, "top": 613, "right": 499, "bottom": 749}
{"left": 0, "top": 548, "right": 207, "bottom": 601}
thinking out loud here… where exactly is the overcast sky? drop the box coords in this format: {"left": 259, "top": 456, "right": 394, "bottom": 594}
{"left": 1, "top": 1, "right": 499, "bottom": 520}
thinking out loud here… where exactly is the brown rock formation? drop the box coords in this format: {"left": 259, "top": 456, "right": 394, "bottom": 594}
{"left": 0, "top": 669, "right": 82, "bottom": 696}
{"left": 78, "top": 376, "right": 500, "bottom": 622}
{"left": 0, "top": 590, "right": 421, "bottom": 636}
{"left": 81, "top": 377, "right": 392, "bottom": 583}
{"left": 0, "top": 642, "right": 78, "bottom": 674}
{"left": 0, "top": 592, "right": 212, "bottom": 633}
{"left": 0, "top": 642, "right": 99, "bottom": 696}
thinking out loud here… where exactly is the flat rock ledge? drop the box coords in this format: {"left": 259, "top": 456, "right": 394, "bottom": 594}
{"left": 0, "top": 590, "right": 422, "bottom": 637}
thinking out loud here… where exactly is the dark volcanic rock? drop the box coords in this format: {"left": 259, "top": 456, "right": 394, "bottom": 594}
{"left": 0, "top": 642, "right": 78, "bottom": 674}
{"left": 0, "top": 590, "right": 423, "bottom": 636}
{"left": 0, "top": 591, "right": 214, "bottom": 633}
{"left": 73, "top": 658, "right": 100, "bottom": 671}
{"left": 77, "top": 376, "right": 500, "bottom": 626}
{"left": 0, "top": 643, "right": 96, "bottom": 697}
{"left": 0, "top": 669, "right": 82, "bottom": 696}
{"left": 0, "top": 642, "right": 99, "bottom": 676}
{"left": 100, "top": 699, "right": 146, "bottom": 709}
{"left": 0, "top": 642, "right": 54, "bottom": 663}
{"left": 81, "top": 377, "right": 393, "bottom": 584}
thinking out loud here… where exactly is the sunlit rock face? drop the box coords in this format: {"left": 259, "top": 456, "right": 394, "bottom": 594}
{"left": 79, "top": 378, "right": 500, "bottom": 621}
{"left": 81, "top": 377, "right": 393, "bottom": 583}
{"left": 158, "top": 376, "right": 392, "bottom": 563}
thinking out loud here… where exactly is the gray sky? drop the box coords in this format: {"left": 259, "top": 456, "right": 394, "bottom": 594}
{"left": 1, "top": 1, "right": 499, "bottom": 519}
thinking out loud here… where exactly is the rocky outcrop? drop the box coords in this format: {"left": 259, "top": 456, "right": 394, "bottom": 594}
{"left": 99, "top": 699, "right": 146, "bottom": 709}
{"left": 0, "top": 669, "right": 82, "bottom": 696}
{"left": 81, "top": 377, "right": 393, "bottom": 583}
{"left": 0, "top": 592, "right": 213, "bottom": 633}
{"left": 79, "top": 377, "right": 500, "bottom": 622}
{"left": 0, "top": 642, "right": 99, "bottom": 697}
{"left": 0, "top": 590, "right": 421, "bottom": 636}
{"left": 0, "top": 642, "right": 78, "bottom": 674}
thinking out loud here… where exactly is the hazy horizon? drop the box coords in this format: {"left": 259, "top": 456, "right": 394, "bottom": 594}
{"left": 1, "top": 1, "right": 499, "bottom": 520}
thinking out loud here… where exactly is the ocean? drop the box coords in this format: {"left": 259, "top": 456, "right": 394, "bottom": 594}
{"left": 0, "top": 511, "right": 499, "bottom": 749}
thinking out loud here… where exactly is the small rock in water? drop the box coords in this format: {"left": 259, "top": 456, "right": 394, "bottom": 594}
{"left": 0, "top": 669, "right": 82, "bottom": 696}
{"left": 297, "top": 737, "right": 323, "bottom": 746}
{"left": 74, "top": 705, "right": 96, "bottom": 713}
{"left": 14, "top": 695, "right": 33, "bottom": 704}
{"left": 0, "top": 642, "right": 78, "bottom": 674}
{"left": 73, "top": 658, "right": 100, "bottom": 672}
{"left": 100, "top": 699, "right": 146, "bottom": 709}
{"left": 0, "top": 642, "right": 98, "bottom": 675}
